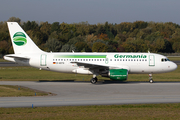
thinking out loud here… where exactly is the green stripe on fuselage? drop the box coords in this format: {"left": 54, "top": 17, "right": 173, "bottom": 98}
{"left": 54, "top": 55, "right": 106, "bottom": 58}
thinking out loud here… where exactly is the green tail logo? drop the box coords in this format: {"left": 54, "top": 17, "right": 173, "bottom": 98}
{"left": 13, "top": 32, "right": 27, "bottom": 46}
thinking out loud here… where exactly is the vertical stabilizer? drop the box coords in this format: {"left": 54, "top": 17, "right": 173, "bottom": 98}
{"left": 7, "top": 22, "right": 44, "bottom": 54}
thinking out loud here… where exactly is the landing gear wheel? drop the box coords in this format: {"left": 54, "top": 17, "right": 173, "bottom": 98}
{"left": 149, "top": 74, "right": 153, "bottom": 83}
{"left": 149, "top": 79, "right": 153, "bottom": 83}
{"left": 90, "top": 78, "right": 97, "bottom": 84}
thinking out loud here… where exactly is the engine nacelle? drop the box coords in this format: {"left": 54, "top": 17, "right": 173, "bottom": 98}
{"left": 101, "top": 69, "right": 128, "bottom": 81}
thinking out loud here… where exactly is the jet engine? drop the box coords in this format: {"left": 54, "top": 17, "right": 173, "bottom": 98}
{"left": 101, "top": 69, "right": 128, "bottom": 81}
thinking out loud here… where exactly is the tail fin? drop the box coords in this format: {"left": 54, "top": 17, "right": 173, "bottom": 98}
{"left": 7, "top": 22, "right": 44, "bottom": 54}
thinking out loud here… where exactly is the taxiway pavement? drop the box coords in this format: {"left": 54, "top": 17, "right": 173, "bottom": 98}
{"left": 0, "top": 81, "right": 180, "bottom": 107}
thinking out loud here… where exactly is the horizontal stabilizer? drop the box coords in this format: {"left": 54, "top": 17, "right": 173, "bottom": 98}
{"left": 4, "top": 54, "right": 30, "bottom": 63}
{"left": 4, "top": 54, "right": 30, "bottom": 60}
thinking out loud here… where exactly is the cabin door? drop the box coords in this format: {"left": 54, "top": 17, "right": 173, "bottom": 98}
{"left": 40, "top": 54, "right": 47, "bottom": 66}
{"left": 149, "top": 55, "right": 155, "bottom": 66}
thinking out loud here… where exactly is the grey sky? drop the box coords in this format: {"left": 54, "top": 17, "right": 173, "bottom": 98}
{"left": 1, "top": 0, "right": 180, "bottom": 24}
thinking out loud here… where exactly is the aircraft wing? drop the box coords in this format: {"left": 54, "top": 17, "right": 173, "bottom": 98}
{"left": 72, "top": 61, "right": 129, "bottom": 70}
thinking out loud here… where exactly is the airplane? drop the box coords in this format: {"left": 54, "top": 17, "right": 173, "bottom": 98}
{"left": 4, "top": 22, "right": 177, "bottom": 84}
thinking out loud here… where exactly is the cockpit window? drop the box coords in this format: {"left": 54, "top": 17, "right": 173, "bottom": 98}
{"left": 161, "top": 58, "right": 170, "bottom": 62}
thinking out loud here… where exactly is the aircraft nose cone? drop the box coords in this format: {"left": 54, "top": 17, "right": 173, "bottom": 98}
{"left": 171, "top": 62, "right": 177, "bottom": 71}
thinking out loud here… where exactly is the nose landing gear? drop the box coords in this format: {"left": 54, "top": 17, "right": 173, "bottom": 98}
{"left": 149, "top": 74, "right": 153, "bottom": 83}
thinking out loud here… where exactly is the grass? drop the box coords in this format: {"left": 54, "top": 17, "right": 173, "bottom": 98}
{"left": 0, "top": 64, "right": 180, "bottom": 119}
{"left": 0, "top": 103, "right": 180, "bottom": 120}
{"left": 0, "top": 67, "right": 96, "bottom": 81}
{"left": 168, "top": 57, "right": 180, "bottom": 61}
{"left": 0, "top": 58, "right": 7, "bottom": 62}
{"left": 0, "top": 85, "right": 49, "bottom": 97}
{"left": 0, "top": 65, "right": 180, "bottom": 82}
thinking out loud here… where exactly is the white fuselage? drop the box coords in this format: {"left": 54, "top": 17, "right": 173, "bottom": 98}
{"left": 5, "top": 52, "right": 177, "bottom": 75}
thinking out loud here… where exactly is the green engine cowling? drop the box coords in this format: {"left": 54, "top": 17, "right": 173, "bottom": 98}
{"left": 109, "top": 69, "right": 128, "bottom": 81}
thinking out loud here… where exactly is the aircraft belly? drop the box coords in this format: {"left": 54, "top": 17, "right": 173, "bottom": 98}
{"left": 50, "top": 64, "right": 67, "bottom": 72}
{"left": 129, "top": 63, "right": 153, "bottom": 74}
{"left": 66, "top": 64, "right": 79, "bottom": 73}
{"left": 49, "top": 64, "right": 79, "bottom": 73}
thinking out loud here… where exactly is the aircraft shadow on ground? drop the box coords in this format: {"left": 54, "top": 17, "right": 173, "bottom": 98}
{"left": 38, "top": 79, "right": 127, "bottom": 84}
{"left": 38, "top": 79, "right": 180, "bottom": 85}
{"left": 97, "top": 80, "right": 180, "bottom": 85}
{"left": 38, "top": 80, "right": 76, "bottom": 82}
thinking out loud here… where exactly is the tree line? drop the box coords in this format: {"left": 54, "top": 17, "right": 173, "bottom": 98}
{"left": 1, "top": 17, "right": 180, "bottom": 56}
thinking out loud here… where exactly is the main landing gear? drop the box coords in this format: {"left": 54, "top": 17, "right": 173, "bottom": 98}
{"left": 149, "top": 74, "right": 154, "bottom": 83}
{"left": 90, "top": 74, "right": 98, "bottom": 84}
{"left": 90, "top": 77, "right": 97, "bottom": 84}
